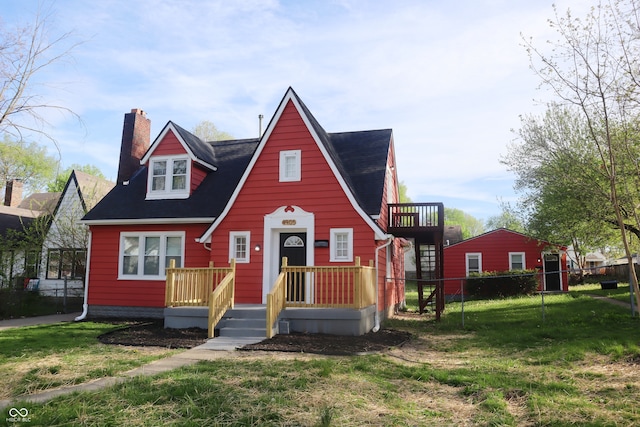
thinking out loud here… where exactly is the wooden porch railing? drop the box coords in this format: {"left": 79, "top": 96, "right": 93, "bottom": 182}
{"left": 266, "top": 257, "right": 376, "bottom": 338}
{"left": 208, "top": 260, "right": 236, "bottom": 338}
{"left": 165, "top": 260, "right": 235, "bottom": 307}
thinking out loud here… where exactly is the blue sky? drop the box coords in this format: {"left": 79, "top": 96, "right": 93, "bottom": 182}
{"left": 3, "top": 0, "right": 590, "bottom": 221}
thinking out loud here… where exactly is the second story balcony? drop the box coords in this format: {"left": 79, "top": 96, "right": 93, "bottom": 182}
{"left": 387, "top": 202, "right": 444, "bottom": 238}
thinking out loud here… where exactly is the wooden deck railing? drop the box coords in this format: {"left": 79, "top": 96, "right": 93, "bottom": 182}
{"left": 165, "top": 260, "right": 235, "bottom": 307}
{"left": 266, "top": 257, "right": 376, "bottom": 337}
{"left": 387, "top": 202, "right": 444, "bottom": 234}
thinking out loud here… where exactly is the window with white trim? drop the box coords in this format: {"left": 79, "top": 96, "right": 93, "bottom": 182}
{"left": 509, "top": 252, "right": 526, "bottom": 270}
{"left": 279, "top": 150, "right": 301, "bottom": 182}
{"left": 229, "top": 231, "right": 250, "bottom": 263}
{"left": 119, "top": 232, "right": 184, "bottom": 279}
{"left": 465, "top": 253, "right": 482, "bottom": 275}
{"left": 330, "top": 228, "right": 353, "bottom": 262}
{"left": 146, "top": 156, "right": 190, "bottom": 199}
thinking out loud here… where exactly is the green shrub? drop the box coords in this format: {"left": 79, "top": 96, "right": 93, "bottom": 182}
{"left": 465, "top": 270, "right": 538, "bottom": 299}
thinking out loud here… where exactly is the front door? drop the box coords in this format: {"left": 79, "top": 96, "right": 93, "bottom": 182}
{"left": 280, "top": 233, "right": 307, "bottom": 302}
{"left": 543, "top": 253, "right": 561, "bottom": 291}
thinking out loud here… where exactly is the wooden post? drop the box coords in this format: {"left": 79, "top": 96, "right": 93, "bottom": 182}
{"left": 354, "top": 257, "right": 361, "bottom": 308}
{"left": 166, "top": 259, "right": 176, "bottom": 306}
{"left": 230, "top": 259, "right": 236, "bottom": 309}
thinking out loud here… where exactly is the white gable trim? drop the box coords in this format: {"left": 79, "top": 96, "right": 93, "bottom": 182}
{"left": 140, "top": 122, "right": 217, "bottom": 171}
{"left": 198, "top": 88, "right": 387, "bottom": 243}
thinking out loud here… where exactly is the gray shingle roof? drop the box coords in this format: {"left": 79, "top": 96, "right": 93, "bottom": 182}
{"left": 83, "top": 90, "right": 392, "bottom": 222}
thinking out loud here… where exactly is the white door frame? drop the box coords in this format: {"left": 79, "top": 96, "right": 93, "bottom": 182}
{"left": 262, "top": 205, "right": 315, "bottom": 303}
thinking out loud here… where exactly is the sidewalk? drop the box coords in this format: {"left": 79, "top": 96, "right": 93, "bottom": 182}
{"left": 0, "top": 312, "right": 81, "bottom": 331}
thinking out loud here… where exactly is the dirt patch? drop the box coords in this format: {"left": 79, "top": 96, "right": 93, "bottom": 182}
{"left": 98, "top": 320, "right": 209, "bottom": 349}
{"left": 97, "top": 320, "right": 412, "bottom": 355}
{"left": 241, "top": 329, "right": 413, "bottom": 355}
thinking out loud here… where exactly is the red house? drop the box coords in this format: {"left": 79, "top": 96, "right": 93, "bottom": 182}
{"left": 443, "top": 228, "right": 568, "bottom": 297}
{"left": 80, "top": 88, "right": 444, "bottom": 337}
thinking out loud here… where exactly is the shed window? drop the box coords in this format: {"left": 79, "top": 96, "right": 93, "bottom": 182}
{"left": 509, "top": 252, "right": 526, "bottom": 270}
{"left": 465, "top": 253, "right": 482, "bottom": 275}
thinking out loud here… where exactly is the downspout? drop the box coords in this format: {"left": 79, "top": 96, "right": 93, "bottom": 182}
{"left": 374, "top": 235, "right": 394, "bottom": 332}
{"left": 74, "top": 230, "right": 92, "bottom": 321}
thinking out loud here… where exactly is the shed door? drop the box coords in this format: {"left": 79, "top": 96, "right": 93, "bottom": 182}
{"left": 280, "top": 233, "right": 306, "bottom": 302}
{"left": 544, "top": 253, "right": 561, "bottom": 291}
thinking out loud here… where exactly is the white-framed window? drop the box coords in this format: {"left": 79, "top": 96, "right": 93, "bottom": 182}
{"left": 279, "top": 150, "right": 301, "bottom": 182}
{"left": 146, "top": 156, "right": 190, "bottom": 199}
{"left": 509, "top": 252, "right": 526, "bottom": 270}
{"left": 330, "top": 228, "right": 353, "bottom": 262}
{"left": 119, "top": 232, "right": 184, "bottom": 279}
{"left": 229, "top": 231, "right": 250, "bottom": 263}
{"left": 465, "top": 253, "right": 482, "bottom": 275}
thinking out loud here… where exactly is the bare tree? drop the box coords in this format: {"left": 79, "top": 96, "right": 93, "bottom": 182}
{"left": 0, "top": 3, "right": 80, "bottom": 146}
{"left": 524, "top": 0, "right": 640, "bottom": 311}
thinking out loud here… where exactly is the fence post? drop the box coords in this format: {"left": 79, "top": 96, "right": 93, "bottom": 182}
{"left": 460, "top": 279, "right": 464, "bottom": 328}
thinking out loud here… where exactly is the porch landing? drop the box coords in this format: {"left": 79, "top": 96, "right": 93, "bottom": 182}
{"left": 164, "top": 304, "right": 376, "bottom": 338}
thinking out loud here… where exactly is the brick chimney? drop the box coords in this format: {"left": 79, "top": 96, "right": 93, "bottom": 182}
{"left": 4, "top": 179, "right": 24, "bottom": 207}
{"left": 117, "top": 108, "right": 151, "bottom": 184}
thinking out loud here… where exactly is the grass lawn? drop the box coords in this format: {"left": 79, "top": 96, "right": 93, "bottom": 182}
{"left": 0, "top": 322, "right": 179, "bottom": 401}
{"left": 2, "top": 290, "right": 640, "bottom": 426}
{"left": 570, "top": 281, "right": 637, "bottom": 307}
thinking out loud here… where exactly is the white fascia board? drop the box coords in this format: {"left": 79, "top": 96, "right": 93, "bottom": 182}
{"left": 80, "top": 217, "right": 215, "bottom": 226}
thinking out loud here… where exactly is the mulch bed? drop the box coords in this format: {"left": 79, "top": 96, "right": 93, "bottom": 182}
{"left": 97, "top": 320, "right": 412, "bottom": 355}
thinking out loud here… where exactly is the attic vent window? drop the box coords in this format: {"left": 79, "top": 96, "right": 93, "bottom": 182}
{"left": 146, "top": 155, "right": 190, "bottom": 200}
{"left": 279, "top": 150, "right": 301, "bottom": 182}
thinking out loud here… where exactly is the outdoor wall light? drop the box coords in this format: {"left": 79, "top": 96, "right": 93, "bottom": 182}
{"left": 255, "top": 244, "right": 261, "bottom": 252}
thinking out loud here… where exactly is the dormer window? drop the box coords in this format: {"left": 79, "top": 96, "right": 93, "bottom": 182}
{"left": 146, "top": 156, "right": 190, "bottom": 199}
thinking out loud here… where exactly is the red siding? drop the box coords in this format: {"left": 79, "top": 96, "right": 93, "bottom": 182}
{"left": 87, "top": 223, "right": 210, "bottom": 307}
{"left": 443, "top": 229, "right": 568, "bottom": 296}
{"left": 208, "top": 100, "right": 385, "bottom": 304}
{"left": 149, "top": 131, "right": 186, "bottom": 157}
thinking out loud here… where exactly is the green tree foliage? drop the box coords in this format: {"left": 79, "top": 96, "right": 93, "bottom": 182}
{"left": 502, "top": 105, "right": 616, "bottom": 251}
{"left": 192, "top": 120, "right": 234, "bottom": 141}
{"left": 484, "top": 201, "right": 525, "bottom": 233}
{"left": 47, "top": 164, "right": 106, "bottom": 192}
{"left": 444, "top": 207, "right": 483, "bottom": 239}
{"left": 521, "top": 0, "right": 640, "bottom": 310}
{"left": 398, "top": 181, "right": 411, "bottom": 203}
{"left": 0, "top": 134, "right": 58, "bottom": 194}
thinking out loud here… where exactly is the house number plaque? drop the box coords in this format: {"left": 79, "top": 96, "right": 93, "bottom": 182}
{"left": 282, "top": 219, "right": 296, "bottom": 225}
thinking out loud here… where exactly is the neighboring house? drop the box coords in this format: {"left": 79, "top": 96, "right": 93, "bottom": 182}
{"left": 443, "top": 228, "right": 568, "bottom": 297}
{"left": 37, "top": 170, "right": 114, "bottom": 297}
{"left": 0, "top": 180, "right": 60, "bottom": 289}
{"left": 80, "top": 88, "right": 444, "bottom": 336}
{"left": 566, "top": 247, "right": 609, "bottom": 275}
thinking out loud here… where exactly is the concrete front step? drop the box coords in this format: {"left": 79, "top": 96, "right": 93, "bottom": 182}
{"left": 217, "top": 305, "right": 267, "bottom": 338}
{"left": 164, "top": 304, "right": 268, "bottom": 339}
